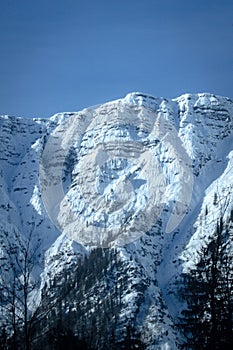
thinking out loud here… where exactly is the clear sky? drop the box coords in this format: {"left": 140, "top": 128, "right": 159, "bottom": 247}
{"left": 0, "top": 0, "right": 232, "bottom": 118}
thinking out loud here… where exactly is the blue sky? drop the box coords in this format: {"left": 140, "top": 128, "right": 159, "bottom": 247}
{"left": 0, "top": 0, "right": 232, "bottom": 118}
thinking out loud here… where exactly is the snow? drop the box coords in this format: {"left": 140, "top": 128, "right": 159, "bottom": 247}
{"left": 0, "top": 91, "right": 232, "bottom": 349}
{"left": 30, "top": 185, "right": 43, "bottom": 215}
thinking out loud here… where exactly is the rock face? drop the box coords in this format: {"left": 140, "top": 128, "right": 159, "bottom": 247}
{"left": 0, "top": 92, "right": 233, "bottom": 349}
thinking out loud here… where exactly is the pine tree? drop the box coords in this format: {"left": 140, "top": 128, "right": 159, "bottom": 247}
{"left": 178, "top": 218, "right": 233, "bottom": 349}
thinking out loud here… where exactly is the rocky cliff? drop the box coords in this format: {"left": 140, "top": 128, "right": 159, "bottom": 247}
{"left": 0, "top": 92, "right": 232, "bottom": 349}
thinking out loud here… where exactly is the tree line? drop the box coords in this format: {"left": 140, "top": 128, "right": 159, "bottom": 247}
{"left": 0, "top": 237, "right": 146, "bottom": 350}
{"left": 178, "top": 213, "right": 233, "bottom": 349}
{"left": 0, "top": 208, "right": 232, "bottom": 349}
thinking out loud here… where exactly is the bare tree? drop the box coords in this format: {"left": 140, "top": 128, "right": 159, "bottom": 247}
{"left": 0, "top": 224, "right": 42, "bottom": 350}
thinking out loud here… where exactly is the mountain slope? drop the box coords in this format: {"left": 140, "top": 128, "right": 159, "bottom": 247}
{"left": 0, "top": 92, "right": 232, "bottom": 349}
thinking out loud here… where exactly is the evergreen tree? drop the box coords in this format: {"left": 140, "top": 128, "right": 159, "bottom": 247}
{"left": 178, "top": 218, "right": 233, "bottom": 349}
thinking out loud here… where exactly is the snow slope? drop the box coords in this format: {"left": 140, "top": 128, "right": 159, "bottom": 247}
{"left": 0, "top": 92, "right": 232, "bottom": 349}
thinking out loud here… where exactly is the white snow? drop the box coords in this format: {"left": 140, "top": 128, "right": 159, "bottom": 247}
{"left": 0, "top": 91, "right": 232, "bottom": 349}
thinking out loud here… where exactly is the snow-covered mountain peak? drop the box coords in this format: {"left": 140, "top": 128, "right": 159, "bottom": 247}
{"left": 123, "top": 92, "right": 163, "bottom": 111}
{"left": 0, "top": 92, "right": 232, "bottom": 349}
{"left": 39, "top": 93, "right": 197, "bottom": 247}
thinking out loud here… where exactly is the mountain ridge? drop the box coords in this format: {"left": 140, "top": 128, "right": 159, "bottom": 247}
{"left": 0, "top": 92, "right": 232, "bottom": 349}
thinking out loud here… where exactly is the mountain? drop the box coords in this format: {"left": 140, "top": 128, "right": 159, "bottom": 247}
{"left": 0, "top": 92, "right": 232, "bottom": 349}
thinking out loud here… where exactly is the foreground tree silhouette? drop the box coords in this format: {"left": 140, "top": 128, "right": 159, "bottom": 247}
{"left": 0, "top": 225, "right": 41, "bottom": 350}
{"left": 178, "top": 217, "right": 233, "bottom": 349}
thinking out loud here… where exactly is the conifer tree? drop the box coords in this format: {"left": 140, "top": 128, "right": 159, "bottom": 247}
{"left": 178, "top": 217, "right": 233, "bottom": 349}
